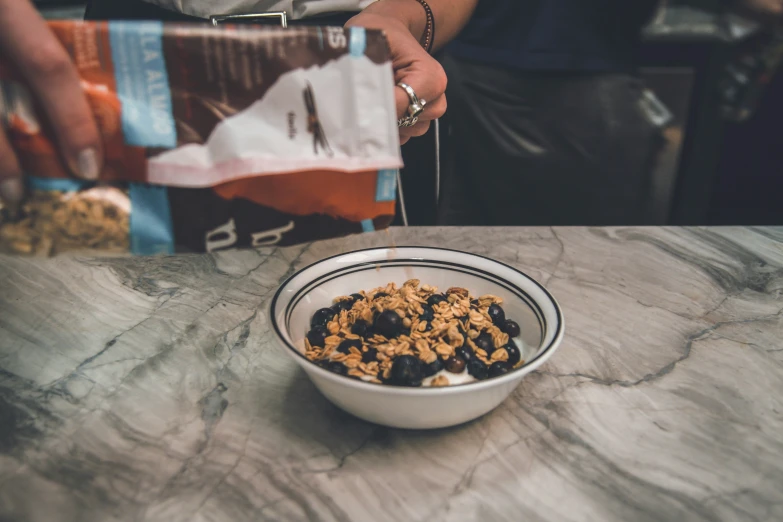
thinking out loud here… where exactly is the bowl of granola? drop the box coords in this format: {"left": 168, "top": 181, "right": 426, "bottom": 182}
{"left": 270, "top": 247, "right": 564, "bottom": 429}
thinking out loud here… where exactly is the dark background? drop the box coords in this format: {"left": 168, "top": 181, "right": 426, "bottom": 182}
{"left": 35, "top": 1, "right": 783, "bottom": 227}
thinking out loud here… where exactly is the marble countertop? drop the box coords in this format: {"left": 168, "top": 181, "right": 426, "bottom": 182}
{"left": 0, "top": 227, "right": 781, "bottom": 522}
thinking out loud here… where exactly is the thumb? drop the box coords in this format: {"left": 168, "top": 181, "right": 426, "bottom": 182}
{"left": 0, "top": 2, "right": 103, "bottom": 180}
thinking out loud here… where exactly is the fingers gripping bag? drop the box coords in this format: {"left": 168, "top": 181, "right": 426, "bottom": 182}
{"left": 0, "top": 21, "right": 401, "bottom": 256}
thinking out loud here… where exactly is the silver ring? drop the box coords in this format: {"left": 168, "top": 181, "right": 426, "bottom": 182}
{"left": 398, "top": 115, "right": 419, "bottom": 127}
{"left": 397, "top": 82, "right": 425, "bottom": 121}
{"left": 398, "top": 101, "right": 424, "bottom": 127}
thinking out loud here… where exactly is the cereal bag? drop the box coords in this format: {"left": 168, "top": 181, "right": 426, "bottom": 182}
{"left": 0, "top": 21, "right": 401, "bottom": 255}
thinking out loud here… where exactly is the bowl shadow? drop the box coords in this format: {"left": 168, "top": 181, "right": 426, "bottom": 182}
{"left": 278, "top": 369, "right": 484, "bottom": 465}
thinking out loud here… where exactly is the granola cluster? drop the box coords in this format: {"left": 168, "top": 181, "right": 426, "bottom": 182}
{"left": 0, "top": 187, "right": 130, "bottom": 256}
{"left": 305, "top": 279, "right": 524, "bottom": 387}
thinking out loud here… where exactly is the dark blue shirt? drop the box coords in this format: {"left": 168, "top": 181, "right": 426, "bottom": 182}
{"left": 448, "top": 0, "right": 659, "bottom": 72}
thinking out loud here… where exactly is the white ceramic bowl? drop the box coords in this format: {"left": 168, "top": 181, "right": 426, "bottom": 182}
{"left": 270, "top": 247, "right": 564, "bottom": 429}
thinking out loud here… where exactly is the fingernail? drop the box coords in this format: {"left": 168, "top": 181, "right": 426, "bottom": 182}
{"left": 77, "top": 148, "right": 99, "bottom": 180}
{"left": 0, "top": 177, "right": 24, "bottom": 204}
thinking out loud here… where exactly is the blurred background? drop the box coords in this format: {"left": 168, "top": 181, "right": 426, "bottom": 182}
{"left": 35, "top": 0, "right": 84, "bottom": 18}
{"left": 35, "top": 0, "right": 783, "bottom": 226}
{"left": 401, "top": 1, "right": 783, "bottom": 227}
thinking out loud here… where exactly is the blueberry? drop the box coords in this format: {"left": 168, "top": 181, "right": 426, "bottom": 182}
{"left": 445, "top": 356, "right": 466, "bottom": 374}
{"left": 504, "top": 340, "right": 522, "bottom": 366}
{"left": 351, "top": 320, "right": 370, "bottom": 337}
{"left": 488, "top": 361, "right": 512, "bottom": 378}
{"left": 375, "top": 310, "right": 402, "bottom": 338}
{"left": 311, "top": 308, "right": 336, "bottom": 329}
{"left": 488, "top": 304, "right": 506, "bottom": 326}
{"left": 357, "top": 322, "right": 377, "bottom": 339}
{"left": 350, "top": 293, "right": 365, "bottom": 302}
{"left": 362, "top": 347, "right": 378, "bottom": 363}
{"left": 456, "top": 345, "right": 474, "bottom": 362}
{"left": 390, "top": 355, "right": 424, "bottom": 387}
{"left": 467, "top": 359, "right": 489, "bottom": 380}
{"left": 306, "top": 326, "right": 328, "bottom": 348}
{"left": 503, "top": 319, "right": 521, "bottom": 338}
{"left": 337, "top": 338, "right": 362, "bottom": 354}
{"left": 332, "top": 300, "right": 354, "bottom": 314}
{"left": 475, "top": 332, "right": 494, "bottom": 354}
{"left": 427, "top": 294, "right": 447, "bottom": 307}
{"left": 325, "top": 361, "right": 348, "bottom": 376}
{"left": 400, "top": 326, "right": 412, "bottom": 337}
{"left": 423, "top": 357, "right": 444, "bottom": 377}
{"left": 421, "top": 322, "right": 433, "bottom": 333}
{"left": 419, "top": 304, "right": 435, "bottom": 322}
{"left": 373, "top": 292, "right": 389, "bottom": 300}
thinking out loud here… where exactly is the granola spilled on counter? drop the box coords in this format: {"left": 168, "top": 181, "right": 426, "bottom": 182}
{"left": 0, "top": 187, "right": 130, "bottom": 256}
{"left": 305, "top": 280, "right": 524, "bottom": 387}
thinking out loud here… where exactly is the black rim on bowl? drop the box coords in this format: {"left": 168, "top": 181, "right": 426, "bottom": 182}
{"left": 270, "top": 246, "right": 564, "bottom": 389}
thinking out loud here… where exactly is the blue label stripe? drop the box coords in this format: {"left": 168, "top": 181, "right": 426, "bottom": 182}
{"left": 349, "top": 27, "right": 366, "bottom": 57}
{"left": 109, "top": 21, "right": 177, "bottom": 148}
{"left": 361, "top": 219, "right": 375, "bottom": 233}
{"left": 129, "top": 183, "right": 174, "bottom": 255}
{"left": 375, "top": 169, "right": 398, "bottom": 202}
{"left": 27, "top": 176, "right": 91, "bottom": 192}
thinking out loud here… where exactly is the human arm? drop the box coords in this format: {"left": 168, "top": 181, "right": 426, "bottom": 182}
{"left": 346, "top": 0, "right": 479, "bottom": 144}
{"left": 355, "top": 0, "right": 479, "bottom": 53}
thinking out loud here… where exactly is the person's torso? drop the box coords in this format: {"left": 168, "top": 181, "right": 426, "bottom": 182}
{"left": 449, "top": 0, "right": 661, "bottom": 72}
{"left": 139, "top": 0, "right": 375, "bottom": 20}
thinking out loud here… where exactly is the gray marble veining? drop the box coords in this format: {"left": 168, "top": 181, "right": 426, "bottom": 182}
{"left": 0, "top": 227, "right": 781, "bottom": 522}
